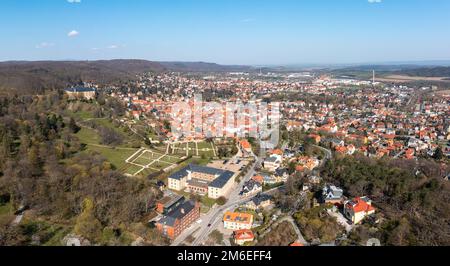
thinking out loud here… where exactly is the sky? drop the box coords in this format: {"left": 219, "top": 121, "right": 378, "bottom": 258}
{"left": 1, "top": 0, "right": 450, "bottom": 65}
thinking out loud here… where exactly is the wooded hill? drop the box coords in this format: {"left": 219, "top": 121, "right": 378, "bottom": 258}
{"left": 0, "top": 60, "right": 254, "bottom": 94}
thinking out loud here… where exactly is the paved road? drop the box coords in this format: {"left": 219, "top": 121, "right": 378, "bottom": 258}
{"left": 314, "top": 145, "right": 332, "bottom": 166}
{"left": 172, "top": 150, "right": 261, "bottom": 246}
{"left": 191, "top": 153, "right": 263, "bottom": 246}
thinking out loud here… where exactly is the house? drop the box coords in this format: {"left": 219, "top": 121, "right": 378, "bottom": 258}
{"left": 233, "top": 229, "right": 255, "bottom": 246}
{"left": 322, "top": 185, "right": 344, "bottom": 204}
{"left": 241, "top": 194, "right": 272, "bottom": 211}
{"left": 240, "top": 180, "right": 262, "bottom": 197}
{"left": 289, "top": 241, "right": 304, "bottom": 247}
{"left": 239, "top": 139, "right": 252, "bottom": 154}
{"left": 262, "top": 154, "right": 282, "bottom": 172}
{"left": 308, "top": 134, "right": 321, "bottom": 144}
{"left": 344, "top": 197, "right": 376, "bottom": 224}
{"left": 155, "top": 200, "right": 200, "bottom": 240}
{"left": 223, "top": 212, "right": 254, "bottom": 230}
{"left": 251, "top": 175, "right": 264, "bottom": 184}
{"left": 273, "top": 168, "right": 289, "bottom": 183}
{"left": 262, "top": 175, "right": 279, "bottom": 185}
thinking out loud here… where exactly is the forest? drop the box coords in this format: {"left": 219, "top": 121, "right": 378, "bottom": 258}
{"left": 0, "top": 91, "right": 166, "bottom": 246}
{"left": 322, "top": 155, "right": 450, "bottom": 246}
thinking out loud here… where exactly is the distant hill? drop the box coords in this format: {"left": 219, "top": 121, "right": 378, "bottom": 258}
{"left": 160, "top": 61, "right": 254, "bottom": 72}
{"left": 0, "top": 60, "right": 166, "bottom": 94}
{"left": 0, "top": 60, "right": 253, "bottom": 94}
{"left": 394, "top": 67, "right": 450, "bottom": 78}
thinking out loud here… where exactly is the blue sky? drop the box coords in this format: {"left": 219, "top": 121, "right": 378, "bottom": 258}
{"left": 1, "top": 0, "right": 450, "bottom": 65}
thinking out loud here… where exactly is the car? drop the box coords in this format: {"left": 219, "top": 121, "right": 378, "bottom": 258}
{"left": 207, "top": 223, "right": 212, "bottom": 227}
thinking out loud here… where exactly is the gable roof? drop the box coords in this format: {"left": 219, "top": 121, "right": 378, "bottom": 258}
{"left": 157, "top": 200, "right": 197, "bottom": 227}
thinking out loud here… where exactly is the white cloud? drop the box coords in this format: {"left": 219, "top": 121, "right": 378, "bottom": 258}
{"left": 67, "top": 0, "right": 81, "bottom": 3}
{"left": 368, "top": 0, "right": 382, "bottom": 3}
{"left": 67, "top": 30, "right": 79, "bottom": 37}
{"left": 36, "top": 42, "right": 55, "bottom": 49}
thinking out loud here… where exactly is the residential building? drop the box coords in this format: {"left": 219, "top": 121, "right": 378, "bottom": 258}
{"left": 233, "top": 229, "right": 255, "bottom": 245}
{"left": 240, "top": 180, "right": 262, "bottom": 197}
{"left": 263, "top": 154, "right": 282, "bottom": 172}
{"left": 223, "top": 212, "right": 254, "bottom": 230}
{"left": 322, "top": 184, "right": 344, "bottom": 204}
{"left": 241, "top": 194, "right": 272, "bottom": 211}
{"left": 344, "top": 197, "right": 376, "bottom": 224}
{"left": 155, "top": 200, "right": 200, "bottom": 240}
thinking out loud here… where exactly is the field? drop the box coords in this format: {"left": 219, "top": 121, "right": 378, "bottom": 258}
{"left": 71, "top": 109, "right": 217, "bottom": 178}
{"left": 169, "top": 141, "right": 217, "bottom": 158}
{"left": 377, "top": 75, "right": 450, "bottom": 83}
{"left": 124, "top": 148, "right": 184, "bottom": 177}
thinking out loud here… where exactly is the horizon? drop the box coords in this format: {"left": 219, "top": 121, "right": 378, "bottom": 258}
{"left": 1, "top": 0, "right": 450, "bottom": 65}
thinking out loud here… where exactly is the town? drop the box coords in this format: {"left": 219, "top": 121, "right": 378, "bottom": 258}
{"left": 53, "top": 69, "right": 450, "bottom": 246}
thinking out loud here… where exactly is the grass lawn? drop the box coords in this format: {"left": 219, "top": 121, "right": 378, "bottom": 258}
{"left": 86, "top": 145, "right": 138, "bottom": 170}
{"left": 197, "top": 141, "right": 213, "bottom": 150}
{"left": 122, "top": 164, "right": 145, "bottom": 176}
{"left": 0, "top": 202, "right": 13, "bottom": 216}
{"left": 73, "top": 111, "right": 95, "bottom": 120}
{"left": 201, "top": 197, "right": 217, "bottom": 208}
{"left": 0, "top": 202, "right": 14, "bottom": 226}
{"left": 76, "top": 127, "right": 101, "bottom": 144}
{"left": 160, "top": 155, "right": 182, "bottom": 164}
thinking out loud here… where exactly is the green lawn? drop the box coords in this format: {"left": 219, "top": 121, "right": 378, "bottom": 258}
{"left": 76, "top": 127, "right": 101, "bottom": 144}
{"left": 85, "top": 145, "right": 138, "bottom": 170}
{"left": 0, "top": 202, "right": 12, "bottom": 216}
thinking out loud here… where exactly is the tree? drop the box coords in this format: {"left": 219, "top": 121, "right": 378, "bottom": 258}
{"left": 433, "top": 147, "right": 443, "bottom": 160}
{"left": 69, "top": 117, "right": 81, "bottom": 133}
{"left": 216, "top": 197, "right": 227, "bottom": 206}
{"left": 74, "top": 198, "right": 102, "bottom": 242}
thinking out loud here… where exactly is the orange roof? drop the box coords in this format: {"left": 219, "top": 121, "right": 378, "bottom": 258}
{"left": 233, "top": 229, "right": 255, "bottom": 241}
{"left": 346, "top": 197, "right": 375, "bottom": 213}
{"left": 270, "top": 149, "right": 283, "bottom": 155}
{"left": 335, "top": 146, "right": 348, "bottom": 153}
{"left": 252, "top": 175, "right": 264, "bottom": 184}
{"left": 223, "top": 212, "right": 253, "bottom": 225}
{"left": 240, "top": 140, "right": 251, "bottom": 149}
{"left": 295, "top": 165, "right": 305, "bottom": 172}
{"left": 290, "top": 242, "right": 304, "bottom": 247}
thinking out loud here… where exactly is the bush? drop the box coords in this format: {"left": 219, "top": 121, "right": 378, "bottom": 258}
{"left": 216, "top": 197, "right": 227, "bottom": 206}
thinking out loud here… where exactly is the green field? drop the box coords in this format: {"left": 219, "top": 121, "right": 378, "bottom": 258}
{"left": 0, "top": 202, "right": 13, "bottom": 216}
{"left": 87, "top": 146, "right": 138, "bottom": 170}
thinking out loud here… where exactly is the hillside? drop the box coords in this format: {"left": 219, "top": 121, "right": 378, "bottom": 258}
{"left": 0, "top": 60, "right": 167, "bottom": 94}
{"left": 394, "top": 67, "right": 450, "bottom": 78}
{"left": 0, "top": 60, "right": 253, "bottom": 94}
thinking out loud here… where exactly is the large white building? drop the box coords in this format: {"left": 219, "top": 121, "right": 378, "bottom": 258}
{"left": 168, "top": 164, "right": 235, "bottom": 199}
{"left": 223, "top": 212, "right": 254, "bottom": 230}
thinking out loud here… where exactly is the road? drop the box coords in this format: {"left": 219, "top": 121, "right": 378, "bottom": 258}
{"left": 314, "top": 144, "right": 332, "bottom": 166}
{"left": 171, "top": 150, "right": 262, "bottom": 246}
{"left": 191, "top": 153, "right": 263, "bottom": 246}
{"left": 173, "top": 140, "right": 325, "bottom": 246}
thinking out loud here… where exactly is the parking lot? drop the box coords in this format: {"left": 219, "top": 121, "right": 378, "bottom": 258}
{"left": 207, "top": 158, "right": 250, "bottom": 173}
